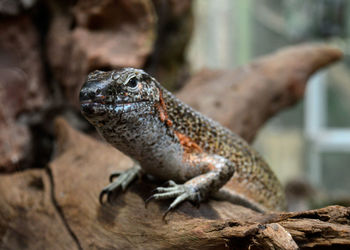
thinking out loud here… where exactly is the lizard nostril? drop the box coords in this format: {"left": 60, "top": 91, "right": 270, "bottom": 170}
{"left": 79, "top": 89, "right": 95, "bottom": 102}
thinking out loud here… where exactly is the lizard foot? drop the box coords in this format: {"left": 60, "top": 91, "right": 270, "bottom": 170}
{"left": 99, "top": 164, "right": 141, "bottom": 204}
{"left": 145, "top": 180, "right": 201, "bottom": 220}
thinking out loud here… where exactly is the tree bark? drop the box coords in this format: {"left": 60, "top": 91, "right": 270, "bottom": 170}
{"left": 177, "top": 44, "right": 342, "bottom": 142}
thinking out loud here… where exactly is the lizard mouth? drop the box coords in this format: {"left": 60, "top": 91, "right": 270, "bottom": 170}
{"left": 80, "top": 100, "right": 107, "bottom": 118}
{"left": 112, "top": 100, "right": 150, "bottom": 114}
{"left": 80, "top": 99, "right": 150, "bottom": 117}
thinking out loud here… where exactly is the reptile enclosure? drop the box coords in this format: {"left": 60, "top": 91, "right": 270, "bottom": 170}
{"left": 0, "top": 0, "right": 349, "bottom": 249}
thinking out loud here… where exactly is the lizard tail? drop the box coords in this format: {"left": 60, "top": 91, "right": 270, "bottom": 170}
{"left": 212, "top": 188, "right": 267, "bottom": 213}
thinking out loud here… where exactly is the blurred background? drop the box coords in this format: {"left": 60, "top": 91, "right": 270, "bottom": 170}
{"left": 188, "top": 0, "right": 350, "bottom": 210}
{"left": 1, "top": 0, "right": 349, "bottom": 211}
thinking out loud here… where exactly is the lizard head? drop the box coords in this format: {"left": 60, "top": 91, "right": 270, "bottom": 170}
{"left": 80, "top": 68, "right": 160, "bottom": 127}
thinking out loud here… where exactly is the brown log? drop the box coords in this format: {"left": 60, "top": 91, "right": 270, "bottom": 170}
{"left": 0, "top": 169, "right": 78, "bottom": 249}
{"left": 47, "top": 118, "right": 349, "bottom": 249}
{"left": 0, "top": 44, "right": 347, "bottom": 249}
{"left": 178, "top": 44, "right": 342, "bottom": 142}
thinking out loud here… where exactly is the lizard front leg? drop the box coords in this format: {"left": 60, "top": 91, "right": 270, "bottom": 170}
{"left": 145, "top": 154, "right": 235, "bottom": 219}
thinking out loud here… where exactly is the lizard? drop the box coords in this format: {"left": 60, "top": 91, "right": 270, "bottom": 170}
{"left": 79, "top": 67, "right": 286, "bottom": 218}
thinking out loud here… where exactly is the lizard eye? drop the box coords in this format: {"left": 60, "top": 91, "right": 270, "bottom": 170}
{"left": 127, "top": 77, "right": 138, "bottom": 89}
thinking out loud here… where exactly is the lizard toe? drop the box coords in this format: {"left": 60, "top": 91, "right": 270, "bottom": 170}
{"left": 154, "top": 186, "right": 178, "bottom": 193}
{"left": 145, "top": 182, "right": 202, "bottom": 219}
{"left": 100, "top": 165, "right": 141, "bottom": 204}
{"left": 163, "top": 193, "right": 192, "bottom": 220}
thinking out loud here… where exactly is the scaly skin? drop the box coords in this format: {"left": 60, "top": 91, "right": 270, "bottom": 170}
{"left": 79, "top": 68, "right": 286, "bottom": 217}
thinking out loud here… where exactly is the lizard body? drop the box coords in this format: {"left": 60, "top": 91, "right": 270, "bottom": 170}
{"left": 79, "top": 68, "right": 286, "bottom": 215}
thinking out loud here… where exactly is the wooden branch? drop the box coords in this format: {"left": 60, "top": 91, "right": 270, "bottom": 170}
{"left": 0, "top": 44, "right": 346, "bottom": 249}
{"left": 48, "top": 118, "right": 349, "bottom": 249}
{"left": 177, "top": 44, "right": 342, "bottom": 142}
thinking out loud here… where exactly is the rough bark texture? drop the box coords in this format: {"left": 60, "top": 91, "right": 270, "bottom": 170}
{"left": 51, "top": 118, "right": 350, "bottom": 249}
{"left": 0, "top": 169, "right": 78, "bottom": 250}
{"left": 0, "top": 44, "right": 348, "bottom": 249}
{"left": 46, "top": 0, "right": 157, "bottom": 106}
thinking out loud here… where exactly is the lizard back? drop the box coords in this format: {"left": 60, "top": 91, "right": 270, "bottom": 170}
{"left": 161, "top": 86, "right": 286, "bottom": 211}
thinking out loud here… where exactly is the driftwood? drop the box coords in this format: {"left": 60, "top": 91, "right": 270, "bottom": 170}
{"left": 177, "top": 44, "right": 343, "bottom": 142}
{"left": 0, "top": 45, "right": 349, "bottom": 249}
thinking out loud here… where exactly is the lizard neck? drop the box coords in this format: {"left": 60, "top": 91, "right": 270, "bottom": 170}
{"left": 97, "top": 105, "right": 160, "bottom": 156}
{"left": 95, "top": 98, "right": 183, "bottom": 178}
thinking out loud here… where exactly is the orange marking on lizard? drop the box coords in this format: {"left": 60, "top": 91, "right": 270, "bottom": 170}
{"left": 174, "top": 130, "right": 202, "bottom": 154}
{"left": 207, "top": 163, "right": 216, "bottom": 171}
{"left": 156, "top": 90, "right": 173, "bottom": 127}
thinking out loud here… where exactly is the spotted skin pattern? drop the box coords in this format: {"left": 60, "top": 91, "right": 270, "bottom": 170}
{"left": 80, "top": 68, "right": 286, "bottom": 216}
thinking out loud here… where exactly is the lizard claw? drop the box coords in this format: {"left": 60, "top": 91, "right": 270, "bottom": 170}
{"left": 144, "top": 195, "right": 155, "bottom": 208}
{"left": 162, "top": 207, "right": 173, "bottom": 221}
{"left": 109, "top": 171, "right": 123, "bottom": 182}
{"left": 99, "top": 181, "right": 121, "bottom": 204}
{"left": 99, "top": 165, "right": 141, "bottom": 204}
{"left": 99, "top": 189, "right": 108, "bottom": 204}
